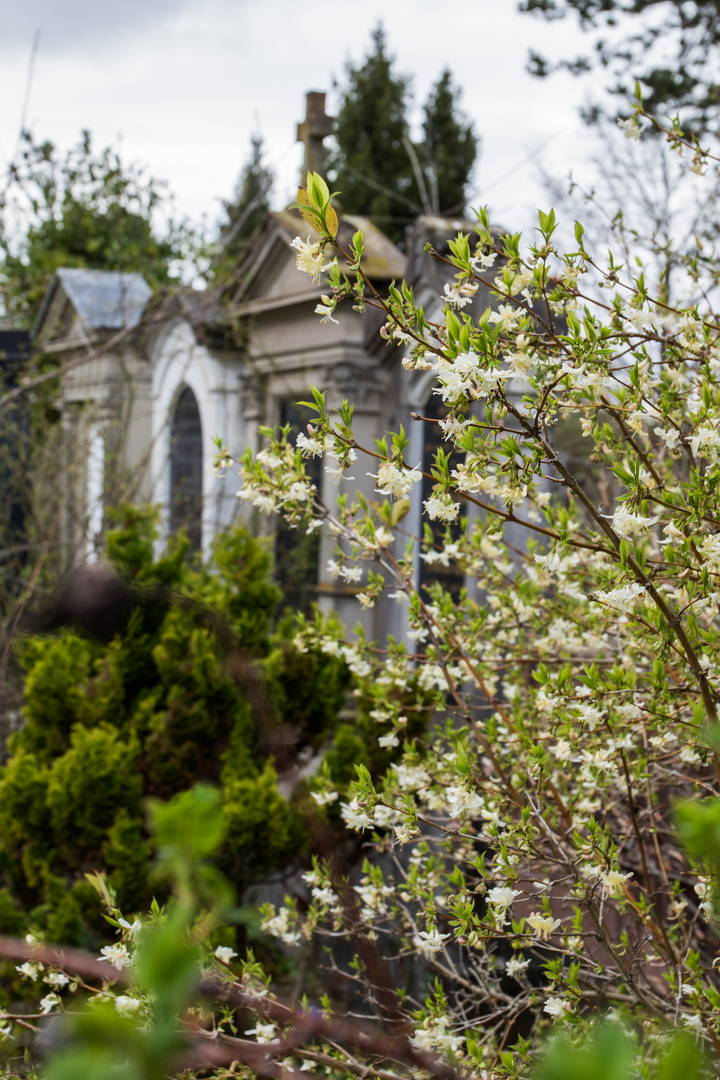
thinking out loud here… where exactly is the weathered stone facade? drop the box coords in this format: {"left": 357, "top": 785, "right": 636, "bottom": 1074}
{"left": 33, "top": 98, "right": 502, "bottom": 642}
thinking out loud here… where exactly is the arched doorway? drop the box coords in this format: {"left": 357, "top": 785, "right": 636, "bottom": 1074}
{"left": 169, "top": 387, "right": 203, "bottom": 552}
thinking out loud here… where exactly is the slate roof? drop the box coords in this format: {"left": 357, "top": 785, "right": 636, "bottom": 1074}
{"left": 56, "top": 268, "right": 152, "bottom": 329}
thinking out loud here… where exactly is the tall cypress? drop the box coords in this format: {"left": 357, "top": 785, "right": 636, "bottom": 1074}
{"left": 328, "top": 26, "right": 420, "bottom": 246}
{"left": 329, "top": 27, "right": 479, "bottom": 246}
{"left": 217, "top": 135, "right": 273, "bottom": 274}
{"left": 421, "top": 70, "right": 478, "bottom": 216}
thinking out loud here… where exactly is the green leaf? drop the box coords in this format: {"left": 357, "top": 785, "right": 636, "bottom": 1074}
{"left": 537, "top": 208, "right": 557, "bottom": 238}
{"left": 676, "top": 797, "right": 720, "bottom": 873}
{"left": 134, "top": 916, "right": 201, "bottom": 1002}
{"left": 325, "top": 203, "right": 338, "bottom": 241}
{"left": 307, "top": 172, "right": 330, "bottom": 207}
{"left": 149, "top": 785, "right": 225, "bottom": 862}
{"left": 296, "top": 186, "right": 322, "bottom": 233}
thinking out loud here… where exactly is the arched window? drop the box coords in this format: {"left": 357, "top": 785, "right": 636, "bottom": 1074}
{"left": 170, "top": 387, "right": 203, "bottom": 552}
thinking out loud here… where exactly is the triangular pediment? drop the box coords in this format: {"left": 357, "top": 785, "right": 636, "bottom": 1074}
{"left": 243, "top": 232, "right": 312, "bottom": 304}
{"left": 34, "top": 277, "right": 76, "bottom": 347}
{"left": 34, "top": 269, "right": 151, "bottom": 351}
{"left": 232, "top": 208, "right": 406, "bottom": 313}
{"left": 231, "top": 211, "right": 319, "bottom": 310}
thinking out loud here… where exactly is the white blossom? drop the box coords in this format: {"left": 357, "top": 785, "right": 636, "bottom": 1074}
{"left": 611, "top": 507, "right": 659, "bottom": 537}
{"left": 442, "top": 283, "right": 474, "bottom": 308}
{"left": 261, "top": 908, "right": 301, "bottom": 947}
{"left": 600, "top": 870, "right": 632, "bottom": 892}
{"left": 682, "top": 1012, "right": 705, "bottom": 1034}
{"left": 315, "top": 302, "right": 338, "bottom": 324}
{"left": 43, "top": 971, "right": 70, "bottom": 989}
{"left": 245, "top": 1022, "right": 277, "bottom": 1044}
{"left": 506, "top": 955, "right": 530, "bottom": 978}
{"left": 215, "top": 946, "right": 237, "bottom": 964}
{"left": 392, "top": 763, "right": 431, "bottom": 790}
{"left": 115, "top": 995, "right": 142, "bottom": 1016}
{"left": 341, "top": 799, "right": 375, "bottom": 831}
{"left": 424, "top": 496, "right": 461, "bottom": 522}
{"left": 16, "top": 962, "right": 42, "bottom": 981}
{"left": 544, "top": 995, "right": 570, "bottom": 1019}
{"left": 470, "top": 249, "right": 496, "bottom": 270}
{"left": 410, "top": 1016, "right": 464, "bottom": 1053}
{"left": 617, "top": 116, "right": 642, "bottom": 139}
{"left": 414, "top": 928, "right": 451, "bottom": 954}
{"left": 295, "top": 432, "right": 324, "bottom": 457}
{"left": 311, "top": 789, "right": 338, "bottom": 806}
{"left": 373, "top": 462, "right": 422, "bottom": 499}
{"left": 118, "top": 918, "right": 142, "bottom": 942}
{"left": 489, "top": 303, "right": 521, "bottom": 330}
{"left": 98, "top": 944, "right": 132, "bottom": 970}
{"left": 487, "top": 886, "right": 520, "bottom": 910}
{"left": 291, "top": 236, "right": 330, "bottom": 283}
{"left": 595, "top": 582, "right": 646, "bottom": 614}
{"left": 527, "top": 914, "right": 562, "bottom": 940}
{"left": 312, "top": 886, "right": 337, "bottom": 907}
{"left": 446, "top": 785, "right": 483, "bottom": 818}
{"left": 689, "top": 423, "right": 720, "bottom": 459}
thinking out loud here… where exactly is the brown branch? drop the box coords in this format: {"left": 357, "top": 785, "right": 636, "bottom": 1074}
{"left": 0, "top": 934, "right": 469, "bottom": 1079}
{"left": 0, "top": 934, "right": 128, "bottom": 985}
{"left": 505, "top": 396, "right": 719, "bottom": 725}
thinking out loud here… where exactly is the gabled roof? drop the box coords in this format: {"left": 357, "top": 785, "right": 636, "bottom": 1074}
{"left": 49, "top": 269, "right": 151, "bottom": 331}
{"left": 274, "top": 208, "right": 408, "bottom": 280}
{"left": 273, "top": 209, "right": 407, "bottom": 280}
{"left": 232, "top": 208, "right": 407, "bottom": 309}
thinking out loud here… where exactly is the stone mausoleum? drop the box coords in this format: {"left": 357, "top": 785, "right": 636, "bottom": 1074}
{"left": 33, "top": 93, "right": 499, "bottom": 642}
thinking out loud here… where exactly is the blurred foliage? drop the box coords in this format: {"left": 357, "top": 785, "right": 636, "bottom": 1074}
{"left": 43, "top": 785, "right": 233, "bottom": 1080}
{"left": 0, "top": 130, "right": 194, "bottom": 326}
{"left": 0, "top": 509, "right": 352, "bottom": 952}
{"left": 534, "top": 1023, "right": 710, "bottom": 1080}
{"left": 520, "top": 0, "right": 720, "bottom": 135}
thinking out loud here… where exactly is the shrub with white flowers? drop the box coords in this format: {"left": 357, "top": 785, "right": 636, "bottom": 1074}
{"left": 8, "top": 106, "right": 720, "bottom": 1079}
{"left": 228, "top": 153, "right": 720, "bottom": 1074}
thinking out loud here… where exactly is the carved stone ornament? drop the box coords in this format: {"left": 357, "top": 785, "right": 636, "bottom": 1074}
{"left": 322, "top": 361, "right": 389, "bottom": 412}
{"left": 238, "top": 369, "right": 266, "bottom": 420}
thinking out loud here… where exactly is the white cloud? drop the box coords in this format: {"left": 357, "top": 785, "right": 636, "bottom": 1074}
{"left": 0, "top": 0, "right": 598, "bottom": 238}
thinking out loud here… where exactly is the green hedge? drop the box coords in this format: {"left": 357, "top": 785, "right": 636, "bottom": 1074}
{"left": 0, "top": 509, "right": 350, "bottom": 947}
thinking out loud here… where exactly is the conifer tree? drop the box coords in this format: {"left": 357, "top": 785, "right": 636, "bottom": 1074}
{"left": 329, "top": 27, "right": 479, "bottom": 245}
{"left": 329, "top": 26, "right": 419, "bottom": 246}
{"left": 0, "top": 509, "right": 352, "bottom": 944}
{"left": 216, "top": 135, "right": 273, "bottom": 276}
{"left": 421, "top": 70, "right": 478, "bottom": 216}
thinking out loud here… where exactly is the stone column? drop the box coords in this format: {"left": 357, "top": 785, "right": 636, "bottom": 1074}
{"left": 237, "top": 367, "right": 268, "bottom": 532}
{"left": 317, "top": 359, "right": 389, "bottom": 638}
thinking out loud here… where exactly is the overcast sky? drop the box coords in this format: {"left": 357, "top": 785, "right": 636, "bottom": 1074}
{"left": 0, "top": 0, "right": 610, "bottom": 239}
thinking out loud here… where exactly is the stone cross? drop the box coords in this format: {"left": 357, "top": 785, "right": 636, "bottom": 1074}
{"left": 296, "top": 91, "right": 334, "bottom": 184}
